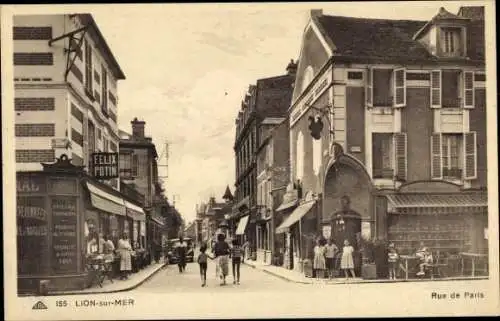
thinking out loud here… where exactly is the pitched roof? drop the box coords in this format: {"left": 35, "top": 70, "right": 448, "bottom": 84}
{"left": 315, "top": 15, "right": 432, "bottom": 60}
{"left": 458, "top": 6, "right": 485, "bottom": 20}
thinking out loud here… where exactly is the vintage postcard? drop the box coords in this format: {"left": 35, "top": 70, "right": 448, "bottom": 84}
{"left": 2, "top": 1, "right": 499, "bottom": 320}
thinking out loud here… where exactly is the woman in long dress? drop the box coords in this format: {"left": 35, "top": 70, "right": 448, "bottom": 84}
{"left": 117, "top": 233, "right": 133, "bottom": 280}
{"left": 341, "top": 239, "right": 356, "bottom": 280}
{"left": 313, "top": 238, "right": 326, "bottom": 280}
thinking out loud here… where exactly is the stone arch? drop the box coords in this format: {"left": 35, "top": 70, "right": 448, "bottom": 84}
{"left": 322, "top": 153, "right": 374, "bottom": 223}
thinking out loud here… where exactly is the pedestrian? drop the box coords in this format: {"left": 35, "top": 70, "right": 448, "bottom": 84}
{"left": 117, "top": 233, "right": 133, "bottom": 280}
{"left": 388, "top": 243, "right": 399, "bottom": 280}
{"left": 102, "top": 234, "right": 115, "bottom": 263}
{"left": 325, "top": 238, "right": 339, "bottom": 280}
{"left": 175, "top": 236, "right": 188, "bottom": 273}
{"left": 230, "top": 239, "right": 243, "bottom": 284}
{"left": 242, "top": 240, "right": 250, "bottom": 262}
{"left": 212, "top": 233, "right": 230, "bottom": 286}
{"left": 341, "top": 239, "right": 356, "bottom": 280}
{"left": 197, "top": 243, "right": 209, "bottom": 287}
{"left": 415, "top": 242, "right": 433, "bottom": 277}
{"left": 313, "top": 238, "right": 326, "bottom": 280}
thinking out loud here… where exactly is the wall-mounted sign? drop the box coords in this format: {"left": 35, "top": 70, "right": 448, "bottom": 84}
{"left": 91, "top": 153, "right": 118, "bottom": 179}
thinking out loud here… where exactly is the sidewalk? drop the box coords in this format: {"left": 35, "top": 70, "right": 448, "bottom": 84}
{"left": 244, "top": 260, "right": 489, "bottom": 284}
{"left": 43, "top": 261, "right": 166, "bottom": 296}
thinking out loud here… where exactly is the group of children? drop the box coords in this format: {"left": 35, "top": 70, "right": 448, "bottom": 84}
{"left": 197, "top": 237, "right": 244, "bottom": 287}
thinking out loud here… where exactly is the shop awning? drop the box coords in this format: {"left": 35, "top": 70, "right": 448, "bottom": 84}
{"left": 86, "top": 182, "right": 126, "bottom": 216}
{"left": 276, "top": 199, "right": 298, "bottom": 212}
{"left": 235, "top": 215, "right": 249, "bottom": 235}
{"left": 275, "top": 200, "right": 316, "bottom": 234}
{"left": 124, "top": 200, "right": 146, "bottom": 221}
{"left": 150, "top": 215, "right": 165, "bottom": 226}
{"left": 387, "top": 193, "right": 488, "bottom": 213}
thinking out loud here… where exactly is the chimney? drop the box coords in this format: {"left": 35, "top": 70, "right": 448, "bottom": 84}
{"left": 310, "top": 9, "right": 323, "bottom": 18}
{"left": 286, "top": 59, "right": 298, "bottom": 76}
{"left": 131, "top": 117, "right": 146, "bottom": 139}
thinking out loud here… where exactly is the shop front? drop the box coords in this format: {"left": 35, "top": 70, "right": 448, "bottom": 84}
{"left": 275, "top": 192, "right": 318, "bottom": 273}
{"left": 235, "top": 214, "right": 250, "bottom": 258}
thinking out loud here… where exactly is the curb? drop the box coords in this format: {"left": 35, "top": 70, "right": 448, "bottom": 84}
{"left": 29, "top": 263, "right": 167, "bottom": 297}
{"left": 244, "top": 262, "right": 489, "bottom": 285}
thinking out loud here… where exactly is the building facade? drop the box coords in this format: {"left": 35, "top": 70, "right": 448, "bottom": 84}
{"left": 119, "top": 118, "right": 168, "bottom": 254}
{"left": 231, "top": 62, "right": 296, "bottom": 259}
{"left": 255, "top": 117, "right": 291, "bottom": 264}
{"left": 282, "top": 7, "right": 487, "bottom": 273}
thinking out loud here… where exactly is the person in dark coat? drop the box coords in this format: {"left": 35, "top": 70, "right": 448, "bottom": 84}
{"left": 374, "top": 238, "right": 389, "bottom": 279}
{"left": 175, "top": 237, "right": 188, "bottom": 273}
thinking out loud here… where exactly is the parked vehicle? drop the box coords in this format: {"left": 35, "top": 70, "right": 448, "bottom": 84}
{"left": 165, "top": 238, "right": 194, "bottom": 264}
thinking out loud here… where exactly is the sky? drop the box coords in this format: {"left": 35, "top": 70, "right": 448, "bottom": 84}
{"left": 74, "top": 2, "right": 469, "bottom": 223}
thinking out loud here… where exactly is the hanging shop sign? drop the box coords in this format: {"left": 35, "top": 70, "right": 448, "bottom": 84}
{"left": 91, "top": 152, "right": 119, "bottom": 179}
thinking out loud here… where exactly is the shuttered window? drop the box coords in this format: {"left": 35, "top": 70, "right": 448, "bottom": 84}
{"left": 463, "top": 71, "right": 474, "bottom": 108}
{"left": 393, "top": 133, "right": 407, "bottom": 181}
{"left": 84, "top": 40, "right": 93, "bottom": 95}
{"left": 463, "top": 132, "right": 477, "bottom": 179}
{"left": 366, "top": 67, "right": 373, "bottom": 107}
{"left": 132, "top": 154, "right": 139, "bottom": 177}
{"left": 393, "top": 68, "right": 406, "bottom": 107}
{"left": 101, "top": 64, "right": 108, "bottom": 117}
{"left": 431, "top": 70, "right": 442, "bottom": 108}
{"left": 430, "top": 133, "right": 443, "bottom": 179}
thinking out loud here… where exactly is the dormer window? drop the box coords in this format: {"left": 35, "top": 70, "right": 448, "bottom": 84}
{"left": 441, "top": 27, "right": 463, "bottom": 56}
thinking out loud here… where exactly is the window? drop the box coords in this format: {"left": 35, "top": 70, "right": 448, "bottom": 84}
{"left": 366, "top": 68, "right": 406, "bottom": 107}
{"left": 431, "top": 69, "right": 475, "bottom": 108}
{"left": 119, "top": 153, "right": 132, "bottom": 178}
{"left": 372, "top": 133, "right": 407, "bottom": 180}
{"left": 372, "top": 134, "right": 394, "bottom": 179}
{"left": 442, "top": 27, "right": 462, "bottom": 56}
{"left": 431, "top": 132, "right": 477, "bottom": 181}
{"left": 103, "top": 138, "right": 109, "bottom": 152}
{"left": 87, "top": 121, "right": 96, "bottom": 161}
{"left": 132, "top": 154, "right": 139, "bottom": 177}
{"left": 101, "top": 64, "right": 108, "bottom": 117}
{"left": 442, "top": 134, "right": 463, "bottom": 179}
{"left": 84, "top": 40, "right": 94, "bottom": 97}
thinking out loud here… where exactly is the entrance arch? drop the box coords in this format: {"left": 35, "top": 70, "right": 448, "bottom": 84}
{"left": 322, "top": 154, "right": 374, "bottom": 224}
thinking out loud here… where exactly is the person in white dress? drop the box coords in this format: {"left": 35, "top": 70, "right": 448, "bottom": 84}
{"left": 117, "top": 233, "right": 133, "bottom": 280}
{"left": 341, "top": 239, "right": 356, "bottom": 280}
{"left": 313, "top": 238, "right": 326, "bottom": 280}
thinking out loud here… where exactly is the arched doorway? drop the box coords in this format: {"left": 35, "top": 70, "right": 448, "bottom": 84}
{"left": 322, "top": 154, "right": 374, "bottom": 246}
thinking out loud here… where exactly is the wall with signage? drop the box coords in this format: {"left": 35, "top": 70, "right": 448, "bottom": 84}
{"left": 51, "top": 196, "right": 78, "bottom": 274}
{"left": 91, "top": 152, "right": 119, "bottom": 179}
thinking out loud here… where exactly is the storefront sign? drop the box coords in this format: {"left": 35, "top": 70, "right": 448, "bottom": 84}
{"left": 51, "top": 197, "right": 78, "bottom": 273}
{"left": 49, "top": 179, "right": 77, "bottom": 194}
{"left": 91, "top": 153, "right": 118, "bottom": 179}
{"left": 17, "top": 175, "right": 46, "bottom": 193}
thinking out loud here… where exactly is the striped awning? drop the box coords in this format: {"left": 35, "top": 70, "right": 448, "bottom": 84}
{"left": 235, "top": 215, "right": 249, "bottom": 235}
{"left": 387, "top": 193, "right": 488, "bottom": 214}
{"left": 86, "top": 182, "right": 126, "bottom": 216}
{"left": 124, "top": 200, "right": 146, "bottom": 221}
{"left": 276, "top": 199, "right": 298, "bottom": 212}
{"left": 275, "top": 200, "right": 316, "bottom": 234}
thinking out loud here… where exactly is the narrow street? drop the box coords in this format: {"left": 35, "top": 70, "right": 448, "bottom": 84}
{"left": 136, "top": 260, "right": 305, "bottom": 293}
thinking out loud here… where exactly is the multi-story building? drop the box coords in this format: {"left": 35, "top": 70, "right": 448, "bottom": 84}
{"left": 119, "top": 118, "right": 168, "bottom": 254}
{"left": 14, "top": 14, "right": 123, "bottom": 190}
{"left": 282, "top": 7, "right": 487, "bottom": 273}
{"left": 255, "top": 116, "right": 291, "bottom": 264}
{"left": 231, "top": 61, "right": 296, "bottom": 258}
{"left": 13, "top": 14, "right": 155, "bottom": 293}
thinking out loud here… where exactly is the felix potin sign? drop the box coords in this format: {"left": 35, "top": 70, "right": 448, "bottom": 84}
{"left": 91, "top": 153, "right": 118, "bottom": 179}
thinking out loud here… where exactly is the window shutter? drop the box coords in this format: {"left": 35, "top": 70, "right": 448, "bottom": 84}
{"left": 430, "top": 70, "right": 441, "bottom": 108}
{"left": 393, "top": 133, "right": 407, "bottom": 181}
{"left": 393, "top": 68, "right": 406, "bottom": 107}
{"left": 463, "top": 132, "right": 477, "bottom": 179}
{"left": 132, "top": 154, "right": 139, "bottom": 177}
{"left": 366, "top": 67, "right": 373, "bottom": 107}
{"left": 430, "top": 133, "right": 443, "bottom": 179}
{"left": 463, "top": 71, "right": 474, "bottom": 108}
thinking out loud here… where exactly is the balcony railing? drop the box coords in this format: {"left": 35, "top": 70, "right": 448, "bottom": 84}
{"left": 443, "top": 167, "right": 462, "bottom": 179}
{"left": 373, "top": 95, "right": 394, "bottom": 107}
{"left": 373, "top": 168, "right": 394, "bottom": 179}
{"left": 442, "top": 97, "right": 462, "bottom": 108}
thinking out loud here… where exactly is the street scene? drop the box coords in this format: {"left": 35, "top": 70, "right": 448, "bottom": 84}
{"left": 5, "top": 2, "right": 495, "bottom": 313}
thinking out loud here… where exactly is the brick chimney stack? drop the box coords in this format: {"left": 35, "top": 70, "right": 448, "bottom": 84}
{"left": 310, "top": 9, "right": 323, "bottom": 18}
{"left": 286, "top": 59, "right": 298, "bottom": 76}
{"left": 131, "top": 117, "right": 146, "bottom": 139}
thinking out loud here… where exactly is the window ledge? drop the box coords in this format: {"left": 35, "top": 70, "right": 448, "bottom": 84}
{"left": 440, "top": 108, "right": 463, "bottom": 115}
{"left": 371, "top": 107, "right": 394, "bottom": 114}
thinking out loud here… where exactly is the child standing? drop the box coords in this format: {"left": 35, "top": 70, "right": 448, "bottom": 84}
{"left": 313, "top": 238, "right": 326, "bottom": 280}
{"left": 341, "top": 239, "right": 356, "bottom": 280}
{"left": 197, "top": 244, "right": 209, "bottom": 287}
{"left": 387, "top": 243, "right": 399, "bottom": 280}
{"left": 230, "top": 239, "right": 243, "bottom": 284}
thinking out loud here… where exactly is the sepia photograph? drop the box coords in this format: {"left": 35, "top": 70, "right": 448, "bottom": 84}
{"left": 1, "top": 1, "right": 499, "bottom": 319}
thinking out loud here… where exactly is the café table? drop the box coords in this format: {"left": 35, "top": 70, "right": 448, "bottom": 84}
{"left": 86, "top": 256, "right": 107, "bottom": 288}
{"left": 399, "top": 255, "right": 419, "bottom": 280}
{"left": 459, "top": 252, "right": 488, "bottom": 277}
